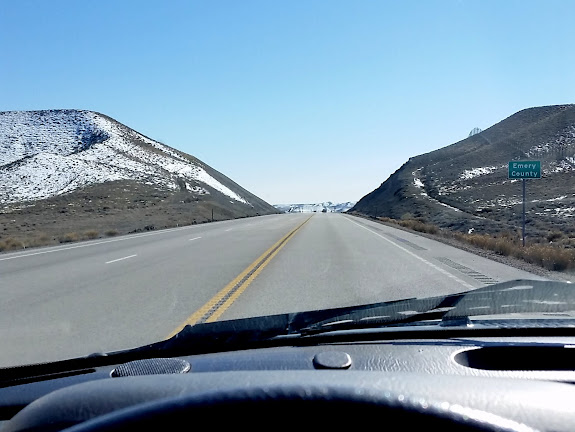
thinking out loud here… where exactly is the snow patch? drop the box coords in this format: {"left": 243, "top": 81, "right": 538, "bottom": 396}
{"left": 527, "top": 125, "right": 575, "bottom": 158}
{"left": 275, "top": 202, "right": 355, "bottom": 213}
{"left": 459, "top": 166, "right": 500, "bottom": 180}
{"left": 412, "top": 169, "right": 424, "bottom": 188}
{"left": 0, "top": 110, "right": 250, "bottom": 205}
{"left": 537, "top": 207, "right": 575, "bottom": 218}
{"left": 411, "top": 167, "right": 460, "bottom": 212}
{"left": 544, "top": 160, "right": 575, "bottom": 174}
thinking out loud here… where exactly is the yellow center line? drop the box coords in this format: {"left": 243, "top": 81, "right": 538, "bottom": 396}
{"left": 165, "top": 216, "right": 312, "bottom": 339}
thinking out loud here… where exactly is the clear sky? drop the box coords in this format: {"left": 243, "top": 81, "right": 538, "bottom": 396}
{"left": 2, "top": 0, "right": 574, "bottom": 204}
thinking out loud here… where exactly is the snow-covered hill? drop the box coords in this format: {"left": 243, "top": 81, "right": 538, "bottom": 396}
{"left": 351, "top": 104, "right": 575, "bottom": 236}
{"left": 274, "top": 202, "right": 356, "bottom": 213}
{"left": 0, "top": 110, "right": 256, "bottom": 206}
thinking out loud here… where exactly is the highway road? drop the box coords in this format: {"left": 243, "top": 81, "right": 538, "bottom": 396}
{"left": 0, "top": 213, "right": 544, "bottom": 367}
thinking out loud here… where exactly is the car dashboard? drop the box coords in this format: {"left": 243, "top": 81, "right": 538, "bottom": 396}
{"left": 2, "top": 331, "right": 575, "bottom": 431}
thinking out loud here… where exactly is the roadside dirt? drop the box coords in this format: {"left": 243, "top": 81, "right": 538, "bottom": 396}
{"left": 0, "top": 180, "right": 276, "bottom": 251}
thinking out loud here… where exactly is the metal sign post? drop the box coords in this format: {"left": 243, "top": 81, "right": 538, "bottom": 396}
{"left": 508, "top": 160, "right": 541, "bottom": 246}
{"left": 522, "top": 178, "right": 526, "bottom": 247}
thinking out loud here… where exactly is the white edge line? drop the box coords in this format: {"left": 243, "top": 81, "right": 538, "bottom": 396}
{"left": 0, "top": 213, "right": 294, "bottom": 262}
{"left": 189, "top": 237, "right": 202, "bottom": 241}
{"left": 105, "top": 254, "right": 137, "bottom": 264}
{"left": 344, "top": 216, "right": 474, "bottom": 290}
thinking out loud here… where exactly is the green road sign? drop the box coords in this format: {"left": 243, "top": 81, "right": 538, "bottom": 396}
{"left": 508, "top": 160, "right": 541, "bottom": 179}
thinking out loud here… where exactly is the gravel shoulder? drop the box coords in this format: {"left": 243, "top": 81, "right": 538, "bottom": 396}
{"left": 350, "top": 214, "right": 575, "bottom": 283}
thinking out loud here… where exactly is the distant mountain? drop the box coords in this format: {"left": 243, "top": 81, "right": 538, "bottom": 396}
{"left": 274, "top": 202, "right": 356, "bottom": 213}
{"left": 0, "top": 110, "right": 278, "bottom": 244}
{"left": 351, "top": 105, "right": 575, "bottom": 236}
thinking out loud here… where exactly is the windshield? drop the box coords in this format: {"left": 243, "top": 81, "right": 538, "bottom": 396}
{"left": 1, "top": 0, "right": 574, "bottom": 368}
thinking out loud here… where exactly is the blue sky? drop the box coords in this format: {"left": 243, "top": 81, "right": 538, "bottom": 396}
{"left": 2, "top": 0, "right": 574, "bottom": 204}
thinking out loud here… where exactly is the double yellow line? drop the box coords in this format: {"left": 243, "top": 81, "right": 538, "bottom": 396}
{"left": 166, "top": 216, "right": 312, "bottom": 338}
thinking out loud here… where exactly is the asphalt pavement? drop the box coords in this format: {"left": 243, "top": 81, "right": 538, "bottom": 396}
{"left": 0, "top": 213, "right": 543, "bottom": 367}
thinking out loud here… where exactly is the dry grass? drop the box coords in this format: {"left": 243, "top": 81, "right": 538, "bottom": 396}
{"left": 547, "top": 231, "right": 564, "bottom": 242}
{"left": 0, "top": 234, "right": 55, "bottom": 251}
{"left": 105, "top": 229, "right": 119, "bottom": 237}
{"left": 520, "top": 245, "right": 575, "bottom": 271}
{"left": 0, "top": 228, "right": 108, "bottom": 252}
{"left": 376, "top": 216, "right": 575, "bottom": 272}
{"left": 0, "top": 237, "right": 24, "bottom": 251}
{"left": 454, "top": 232, "right": 575, "bottom": 271}
{"left": 83, "top": 230, "right": 99, "bottom": 239}
{"left": 58, "top": 232, "right": 80, "bottom": 243}
{"left": 24, "top": 234, "right": 53, "bottom": 248}
{"left": 382, "top": 217, "right": 439, "bottom": 235}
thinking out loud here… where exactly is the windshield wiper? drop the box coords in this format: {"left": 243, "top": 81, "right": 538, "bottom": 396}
{"left": 1, "top": 280, "right": 572, "bottom": 382}
{"left": 295, "top": 280, "right": 575, "bottom": 336}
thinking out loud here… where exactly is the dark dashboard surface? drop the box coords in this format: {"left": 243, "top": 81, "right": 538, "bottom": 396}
{"left": 2, "top": 335, "right": 575, "bottom": 431}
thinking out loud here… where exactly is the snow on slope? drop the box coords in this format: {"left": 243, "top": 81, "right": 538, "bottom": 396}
{"left": 274, "top": 202, "right": 356, "bottom": 213}
{"left": 0, "top": 110, "right": 249, "bottom": 205}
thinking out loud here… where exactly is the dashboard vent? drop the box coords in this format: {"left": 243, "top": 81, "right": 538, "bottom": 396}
{"left": 111, "top": 358, "right": 191, "bottom": 377}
